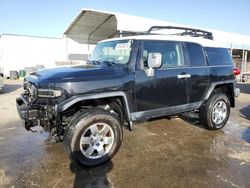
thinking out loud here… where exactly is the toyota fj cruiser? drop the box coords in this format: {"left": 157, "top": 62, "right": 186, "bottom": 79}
{"left": 16, "top": 26, "right": 240, "bottom": 167}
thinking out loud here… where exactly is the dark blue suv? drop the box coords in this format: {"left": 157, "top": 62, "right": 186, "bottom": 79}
{"left": 16, "top": 26, "right": 240, "bottom": 166}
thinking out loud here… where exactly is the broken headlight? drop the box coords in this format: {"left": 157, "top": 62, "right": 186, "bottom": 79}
{"left": 29, "top": 85, "right": 38, "bottom": 101}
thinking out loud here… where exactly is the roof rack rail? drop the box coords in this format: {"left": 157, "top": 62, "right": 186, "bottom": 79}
{"left": 118, "top": 31, "right": 146, "bottom": 36}
{"left": 147, "top": 26, "right": 213, "bottom": 40}
{"left": 112, "top": 31, "right": 146, "bottom": 38}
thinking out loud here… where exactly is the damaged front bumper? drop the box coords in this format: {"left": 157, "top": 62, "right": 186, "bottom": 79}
{"left": 16, "top": 95, "right": 40, "bottom": 131}
{"left": 16, "top": 95, "right": 39, "bottom": 121}
{"left": 16, "top": 94, "right": 56, "bottom": 131}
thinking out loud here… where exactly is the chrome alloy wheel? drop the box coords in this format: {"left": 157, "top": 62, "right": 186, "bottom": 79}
{"left": 80, "top": 122, "right": 114, "bottom": 159}
{"left": 212, "top": 100, "right": 227, "bottom": 125}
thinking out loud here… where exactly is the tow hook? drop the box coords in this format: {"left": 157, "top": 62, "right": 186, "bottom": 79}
{"left": 24, "top": 121, "right": 37, "bottom": 133}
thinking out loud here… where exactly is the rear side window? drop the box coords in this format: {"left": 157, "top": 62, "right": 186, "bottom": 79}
{"left": 186, "top": 43, "right": 206, "bottom": 66}
{"left": 205, "top": 47, "right": 232, "bottom": 65}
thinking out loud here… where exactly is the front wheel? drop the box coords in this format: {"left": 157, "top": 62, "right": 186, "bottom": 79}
{"left": 199, "top": 94, "right": 230, "bottom": 130}
{"left": 64, "top": 108, "right": 123, "bottom": 167}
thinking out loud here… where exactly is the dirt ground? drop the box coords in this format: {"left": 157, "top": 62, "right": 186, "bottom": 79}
{"left": 0, "top": 80, "right": 249, "bottom": 188}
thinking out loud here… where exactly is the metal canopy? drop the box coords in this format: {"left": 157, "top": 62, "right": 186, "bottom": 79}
{"left": 64, "top": 9, "right": 180, "bottom": 45}
{"left": 64, "top": 9, "right": 250, "bottom": 49}
{"left": 64, "top": 10, "right": 117, "bottom": 44}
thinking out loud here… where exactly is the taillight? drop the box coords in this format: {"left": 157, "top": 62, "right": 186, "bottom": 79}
{"left": 233, "top": 68, "right": 241, "bottom": 76}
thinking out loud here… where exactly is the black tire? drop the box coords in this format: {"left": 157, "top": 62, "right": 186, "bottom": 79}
{"left": 63, "top": 108, "right": 123, "bottom": 167}
{"left": 199, "top": 94, "right": 230, "bottom": 130}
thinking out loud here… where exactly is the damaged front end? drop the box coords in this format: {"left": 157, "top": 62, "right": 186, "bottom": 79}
{"left": 16, "top": 81, "right": 63, "bottom": 139}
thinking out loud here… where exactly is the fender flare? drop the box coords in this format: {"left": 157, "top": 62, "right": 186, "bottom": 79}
{"left": 55, "top": 91, "right": 133, "bottom": 130}
{"left": 203, "top": 79, "right": 236, "bottom": 100}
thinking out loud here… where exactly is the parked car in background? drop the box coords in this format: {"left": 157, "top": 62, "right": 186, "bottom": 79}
{"left": 0, "top": 72, "right": 4, "bottom": 93}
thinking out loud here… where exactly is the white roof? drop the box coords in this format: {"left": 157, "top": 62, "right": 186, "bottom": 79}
{"left": 65, "top": 9, "right": 250, "bottom": 50}
{"left": 101, "top": 35, "right": 223, "bottom": 48}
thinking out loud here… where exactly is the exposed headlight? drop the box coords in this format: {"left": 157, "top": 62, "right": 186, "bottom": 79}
{"left": 37, "top": 89, "right": 62, "bottom": 98}
{"left": 29, "top": 85, "right": 38, "bottom": 101}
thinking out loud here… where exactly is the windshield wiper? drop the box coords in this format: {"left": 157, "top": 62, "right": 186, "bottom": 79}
{"left": 87, "top": 60, "right": 101, "bottom": 65}
{"left": 88, "top": 60, "right": 116, "bottom": 67}
{"left": 101, "top": 61, "right": 116, "bottom": 67}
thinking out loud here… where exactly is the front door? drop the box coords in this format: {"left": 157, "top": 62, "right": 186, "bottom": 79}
{"left": 135, "top": 41, "right": 190, "bottom": 114}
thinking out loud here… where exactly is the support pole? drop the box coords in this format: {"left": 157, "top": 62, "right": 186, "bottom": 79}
{"left": 65, "top": 35, "right": 69, "bottom": 60}
{"left": 241, "top": 45, "right": 245, "bottom": 82}
{"left": 88, "top": 43, "right": 90, "bottom": 59}
{"left": 244, "top": 50, "right": 248, "bottom": 72}
{"left": 230, "top": 43, "right": 233, "bottom": 56}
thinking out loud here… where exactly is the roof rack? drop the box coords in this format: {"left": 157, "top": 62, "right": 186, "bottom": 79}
{"left": 146, "top": 26, "right": 213, "bottom": 40}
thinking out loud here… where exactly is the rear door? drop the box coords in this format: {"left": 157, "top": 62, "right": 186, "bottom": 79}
{"left": 185, "top": 42, "right": 210, "bottom": 103}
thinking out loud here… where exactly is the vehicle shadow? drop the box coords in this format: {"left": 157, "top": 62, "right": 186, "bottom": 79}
{"left": 239, "top": 105, "right": 250, "bottom": 121}
{"left": 148, "top": 113, "right": 207, "bottom": 130}
{"left": 237, "top": 82, "right": 250, "bottom": 94}
{"left": 242, "top": 127, "right": 250, "bottom": 143}
{"left": 178, "top": 113, "right": 207, "bottom": 130}
{"left": 70, "top": 161, "right": 113, "bottom": 188}
{"left": 2, "top": 84, "right": 22, "bottom": 94}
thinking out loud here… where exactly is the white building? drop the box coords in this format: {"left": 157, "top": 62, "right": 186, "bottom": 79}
{"left": 0, "top": 34, "right": 65, "bottom": 76}
{"left": 0, "top": 9, "right": 250, "bottom": 77}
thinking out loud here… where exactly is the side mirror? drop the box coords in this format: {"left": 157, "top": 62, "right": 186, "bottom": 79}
{"left": 145, "top": 53, "right": 162, "bottom": 77}
{"left": 148, "top": 53, "right": 162, "bottom": 68}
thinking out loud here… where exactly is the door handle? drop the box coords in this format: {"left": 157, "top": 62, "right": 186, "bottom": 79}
{"left": 177, "top": 74, "right": 191, "bottom": 79}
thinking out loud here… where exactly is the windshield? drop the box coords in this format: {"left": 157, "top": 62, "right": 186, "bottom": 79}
{"left": 89, "top": 40, "right": 133, "bottom": 65}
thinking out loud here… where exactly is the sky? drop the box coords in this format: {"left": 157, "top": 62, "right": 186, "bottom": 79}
{"left": 0, "top": 0, "right": 250, "bottom": 38}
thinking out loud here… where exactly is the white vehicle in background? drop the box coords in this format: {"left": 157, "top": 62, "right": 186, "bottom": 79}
{"left": 0, "top": 67, "right": 4, "bottom": 93}
{"left": 0, "top": 73, "right": 3, "bottom": 93}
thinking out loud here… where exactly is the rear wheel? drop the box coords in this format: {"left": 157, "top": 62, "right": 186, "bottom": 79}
{"left": 199, "top": 94, "right": 230, "bottom": 130}
{"left": 64, "top": 108, "right": 123, "bottom": 167}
